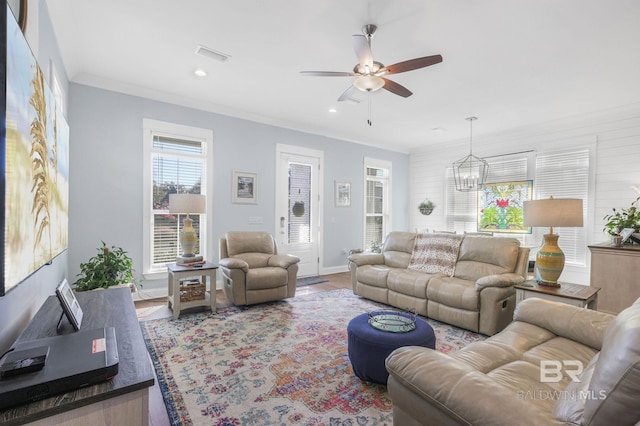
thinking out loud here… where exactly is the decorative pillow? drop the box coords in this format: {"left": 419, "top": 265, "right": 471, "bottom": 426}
{"left": 408, "top": 233, "right": 464, "bottom": 276}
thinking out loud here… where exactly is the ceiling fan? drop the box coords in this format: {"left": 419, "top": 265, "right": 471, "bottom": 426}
{"left": 301, "top": 24, "right": 443, "bottom": 102}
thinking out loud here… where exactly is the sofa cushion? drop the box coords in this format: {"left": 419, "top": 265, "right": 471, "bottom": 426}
{"left": 381, "top": 232, "right": 416, "bottom": 268}
{"left": 226, "top": 231, "right": 275, "bottom": 256}
{"left": 583, "top": 298, "right": 640, "bottom": 425}
{"left": 426, "top": 276, "right": 478, "bottom": 311}
{"left": 356, "top": 265, "right": 391, "bottom": 288}
{"left": 233, "top": 252, "right": 271, "bottom": 269}
{"left": 387, "top": 269, "right": 433, "bottom": 299}
{"left": 454, "top": 237, "right": 521, "bottom": 281}
{"left": 246, "top": 267, "right": 288, "bottom": 290}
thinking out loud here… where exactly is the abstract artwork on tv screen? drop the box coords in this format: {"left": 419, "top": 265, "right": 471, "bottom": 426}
{"left": 2, "top": 4, "right": 69, "bottom": 295}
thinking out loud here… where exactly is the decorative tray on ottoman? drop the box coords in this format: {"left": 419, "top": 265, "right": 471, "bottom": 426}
{"left": 368, "top": 309, "right": 417, "bottom": 333}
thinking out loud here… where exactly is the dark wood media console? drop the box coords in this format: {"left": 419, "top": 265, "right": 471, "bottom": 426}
{"left": 0, "top": 287, "right": 154, "bottom": 425}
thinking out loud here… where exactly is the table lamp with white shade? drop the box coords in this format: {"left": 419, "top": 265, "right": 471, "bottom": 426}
{"left": 523, "top": 197, "right": 583, "bottom": 287}
{"left": 169, "top": 194, "right": 206, "bottom": 261}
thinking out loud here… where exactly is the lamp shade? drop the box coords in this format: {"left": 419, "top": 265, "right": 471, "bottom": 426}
{"left": 523, "top": 198, "right": 583, "bottom": 228}
{"left": 169, "top": 194, "right": 206, "bottom": 214}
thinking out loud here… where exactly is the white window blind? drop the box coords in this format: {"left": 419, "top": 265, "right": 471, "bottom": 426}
{"left": 151, "top": 135, "right": 206, "bottom": 266}
{"left": 446, "top": 153, "right": 530, "bottom": 232}
{"left": 533, "top": 149, "right": 589, "bottom": 266}
{"left": 288, "top": 162, "right": 312, "bottom": 244}
{"left": 364, "top": 160, "right": 391, "bottom": 251}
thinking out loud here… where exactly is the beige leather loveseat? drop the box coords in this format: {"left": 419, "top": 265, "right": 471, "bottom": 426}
{"left": 385, "top": 297, "right": 640, "bottom": 425}
{"left": 348, "top": 232, "right": 529, "bottom": 336}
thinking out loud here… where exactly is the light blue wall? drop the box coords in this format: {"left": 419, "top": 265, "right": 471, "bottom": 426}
{"left": 68, "top": 84, "right": 410, "bottom": 290}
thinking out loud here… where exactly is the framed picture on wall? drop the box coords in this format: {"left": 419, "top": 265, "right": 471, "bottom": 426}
{"left": 232, "top": 171, "right": 257, "bottom": 204}
{"left": 335, "top": 181, "right": 351, "bottom": 207}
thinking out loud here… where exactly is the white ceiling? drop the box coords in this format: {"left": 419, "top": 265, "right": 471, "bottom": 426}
{"left": 45, "top": 0, "right": 640, "bottom": 152}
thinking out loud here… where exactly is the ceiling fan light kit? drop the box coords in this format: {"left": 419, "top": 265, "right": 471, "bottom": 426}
{"left": 452, "top": 117, "right": 489, "bottom": 192}
{"left": 353, "top": 75, "right": 385, "bottom": 92}
{"left": 300, "top": 23, "right": 442, "bottom": 103}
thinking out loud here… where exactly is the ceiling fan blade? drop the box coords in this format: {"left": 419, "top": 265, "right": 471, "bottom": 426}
{"left": 382, "top": 78, "right": 412, "bottom": 98}
{"left": 300, "top": 71, "right": 355, "bottom": 77}
{"left": 383, "top": 54, "right": 443, "bottom": 75}
{"left": 352, "top": 34, "right": 373, "bottom": 69}
{"left": 337, "top": 85, "right": 360, "bottom": 103}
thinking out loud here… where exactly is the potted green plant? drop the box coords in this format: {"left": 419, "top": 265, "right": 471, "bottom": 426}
{"left": 418, "top": 199, "right": 435, "bottom": 215}
{"left": 74, "top": 242, "right": 137, "bottom": 291}
{"left": 602, "top": 196, "right": 640, "bottom": 244}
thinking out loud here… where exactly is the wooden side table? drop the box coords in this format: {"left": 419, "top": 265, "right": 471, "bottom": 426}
{"left": 515, "top": 280, "right": 600, "bottom": 310}
{"left": 167, "top": 262, "right": 218, "bottom": 319}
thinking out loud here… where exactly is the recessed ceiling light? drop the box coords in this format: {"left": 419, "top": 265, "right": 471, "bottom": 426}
{"left": 328, "top": 107, "right": 337, "bottom": 113}
{"left": 194, "top": 68, "right": 207, "bottom": 77}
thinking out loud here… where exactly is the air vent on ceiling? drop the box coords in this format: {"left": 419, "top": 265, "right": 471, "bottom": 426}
{"left": 195, "top": 45, "right": 231, "bottom": 62}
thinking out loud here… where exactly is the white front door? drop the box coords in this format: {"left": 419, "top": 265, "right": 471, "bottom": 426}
{"left": 275, "top": 145, "right": 323, "bottom": 277}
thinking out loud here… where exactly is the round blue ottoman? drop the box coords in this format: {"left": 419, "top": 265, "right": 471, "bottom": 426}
{"left": 347, "top": 312, "right": 436, "bottom": 384}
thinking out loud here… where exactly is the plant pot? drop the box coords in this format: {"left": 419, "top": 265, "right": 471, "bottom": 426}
{"left": 611, "top": 235, "right": 623, "bottom": 247}
{"left": 419, "top": 208, "right": 433, "bottom": 216}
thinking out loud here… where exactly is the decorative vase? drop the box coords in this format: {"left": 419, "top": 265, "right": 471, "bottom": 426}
{"left": 179, "top": 216, "right": 198, "bottom": 257}
{"left": 536, "top": 233, "right": 564, "bottom": 287}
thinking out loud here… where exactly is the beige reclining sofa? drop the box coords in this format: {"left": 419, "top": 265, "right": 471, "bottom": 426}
{"left": 348, "top": 232, "right": 529, "bottom": 336}
{"left": 385, "top": 297, "right": 640, "bottom": 425}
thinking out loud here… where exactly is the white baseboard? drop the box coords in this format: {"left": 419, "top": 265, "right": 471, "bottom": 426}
{"left": 321, "top": 265, "right": 349, "bottom": 275}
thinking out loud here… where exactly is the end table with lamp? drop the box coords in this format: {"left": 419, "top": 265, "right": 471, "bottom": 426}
{"left": 167, "top": 193, "right": 216, "bottom": 318}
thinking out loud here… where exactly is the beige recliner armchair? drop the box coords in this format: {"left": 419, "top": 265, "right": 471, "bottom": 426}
{"left": 219, "top": 231, "right": 300, "bottom": 305}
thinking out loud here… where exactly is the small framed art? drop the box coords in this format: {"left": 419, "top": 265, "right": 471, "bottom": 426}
{"left": 335, "top": 181, "right": 351, "bottom": 207}
{"left": 55, "top": 279, "right": 83, "bottom": 331}
{"left": 232, "top": 171, "right": 257, "bottom": 204}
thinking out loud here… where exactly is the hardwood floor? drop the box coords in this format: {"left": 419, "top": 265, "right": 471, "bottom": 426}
{"left": 135, "top": 272, "right": 352, "bottom": 426}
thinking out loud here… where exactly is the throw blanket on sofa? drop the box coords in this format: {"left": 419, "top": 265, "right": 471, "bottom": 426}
{"left": 408, "top": 233, "right": 464, "bottom": 276}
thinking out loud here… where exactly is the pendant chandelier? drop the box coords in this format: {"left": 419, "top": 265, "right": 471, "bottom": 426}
{"left": 452, "top": 116, "right": 489, "bottom": 191}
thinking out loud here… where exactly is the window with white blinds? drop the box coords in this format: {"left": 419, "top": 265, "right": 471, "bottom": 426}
{"left": 444, "top": 148, "right": 589, "bottom": 266}
{"left": 143, "top": 120, "right": 212, "bottom": 275}
{"left": 364, "top": 159, "right": 391, "bottom": 251}
{"left": 151, "top": 136, "right": 205, "bottom": 266}
{"left": 446, "top": 153, "right": 531, "bottom": 232}
{"left": 533, "top": 149, "right": 589, "bottom": 266}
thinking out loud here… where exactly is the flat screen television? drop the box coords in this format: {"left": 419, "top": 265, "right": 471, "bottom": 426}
{"left": 1, "top": 4, "right": 69, "bottom": 296}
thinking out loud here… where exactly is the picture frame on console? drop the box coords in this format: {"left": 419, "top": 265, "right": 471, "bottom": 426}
{"left": 232, "top": 171, "right": 257, "bottom": 204}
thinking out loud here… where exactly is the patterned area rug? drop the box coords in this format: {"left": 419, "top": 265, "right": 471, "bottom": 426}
{"left": 140, "top": 289, "right": 485, "bottom": 425}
